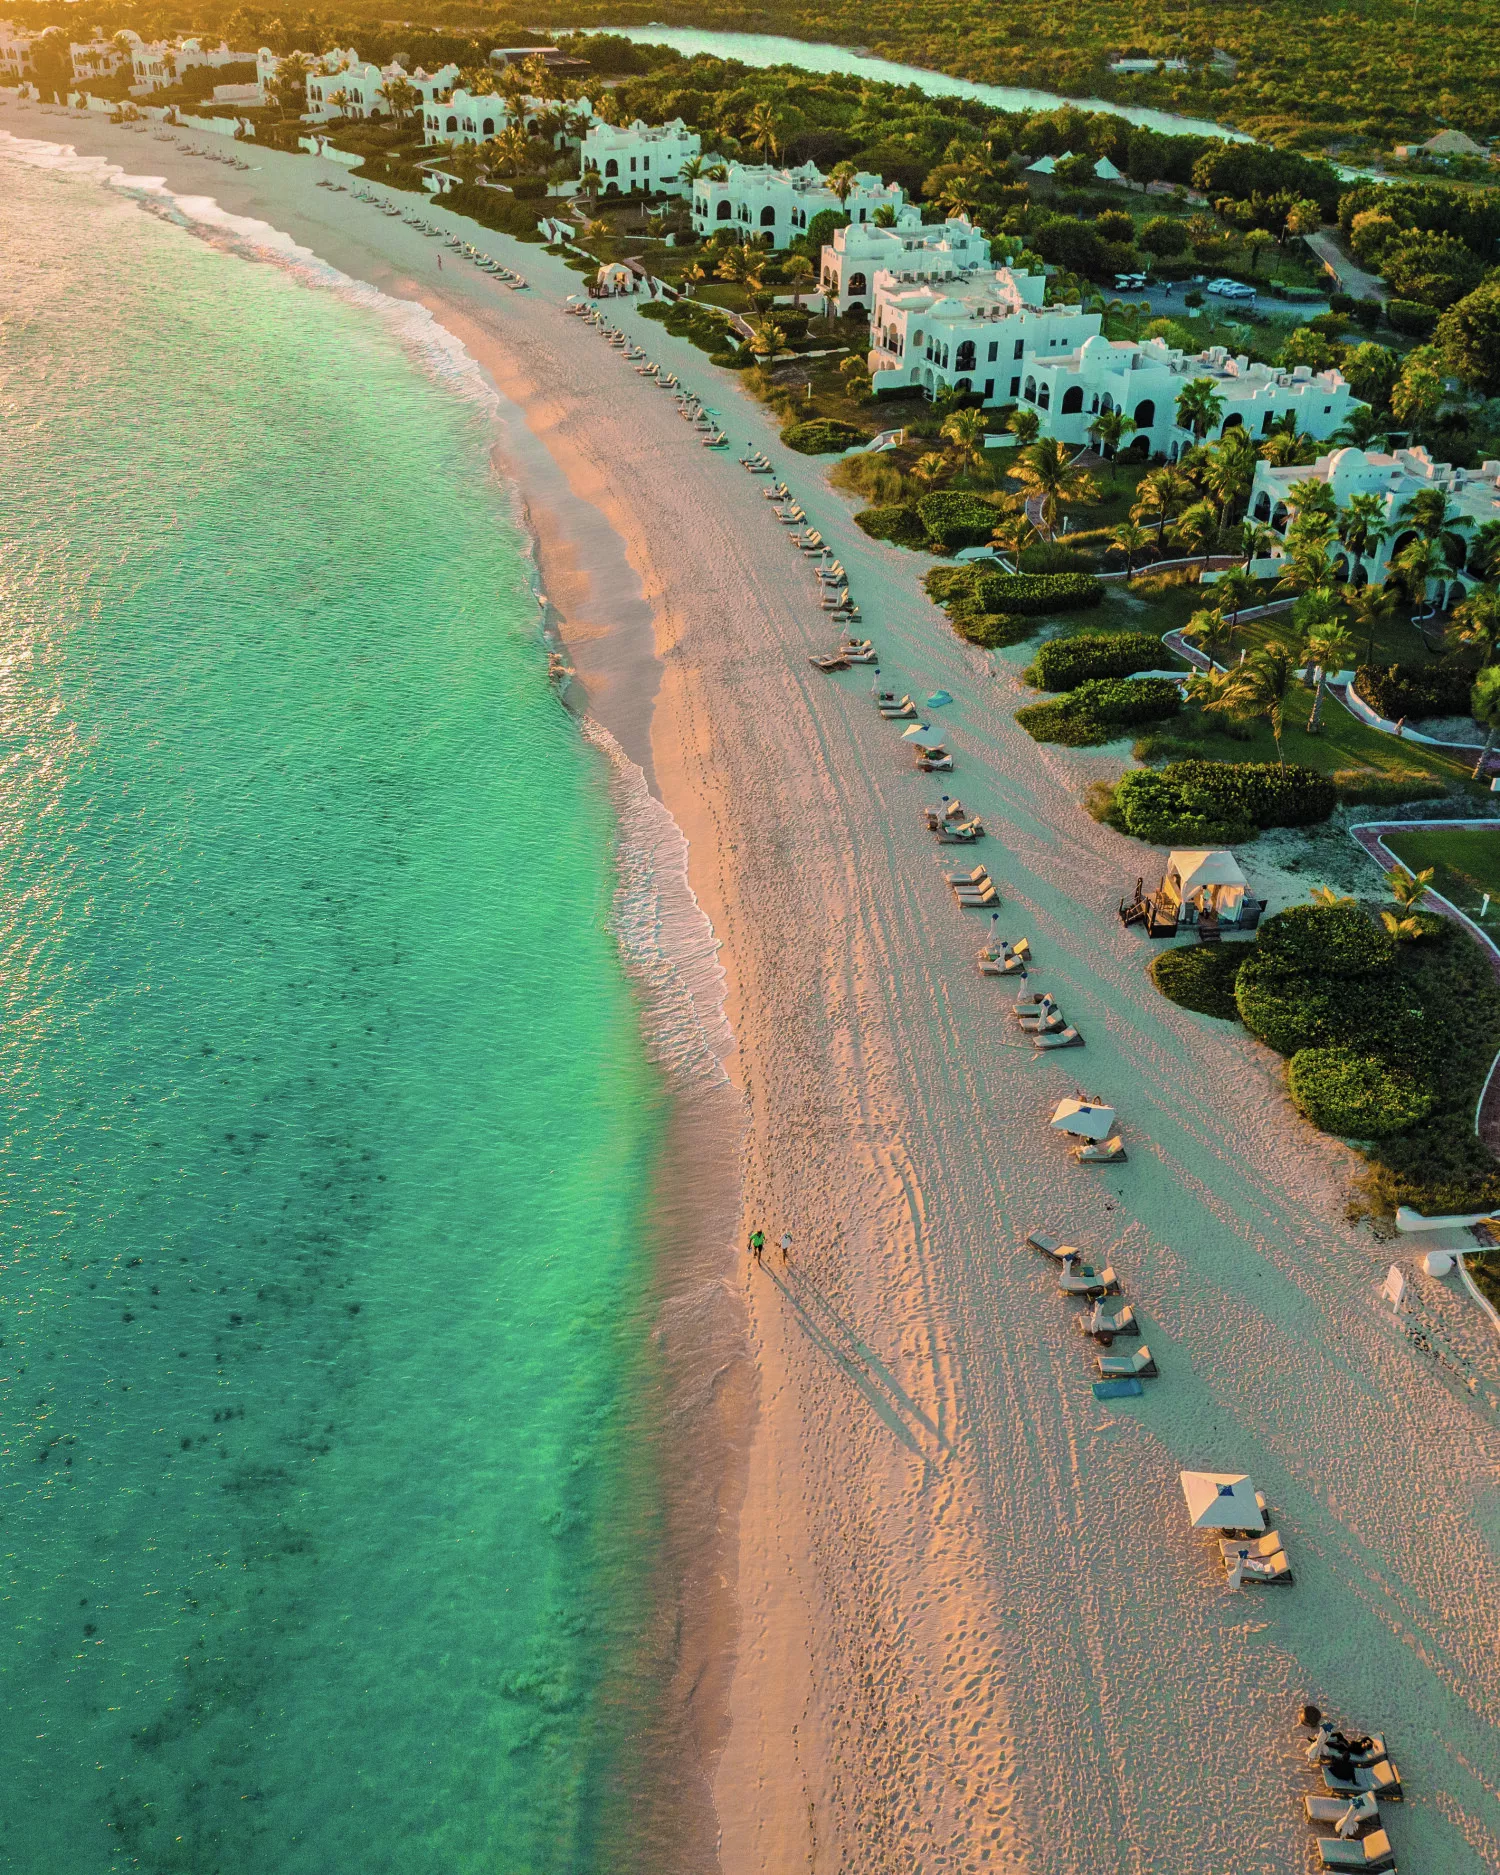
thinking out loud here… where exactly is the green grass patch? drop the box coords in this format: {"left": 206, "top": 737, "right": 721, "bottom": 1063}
{"left": 1383, "top": 826, "right": 1500, "bottom": 920}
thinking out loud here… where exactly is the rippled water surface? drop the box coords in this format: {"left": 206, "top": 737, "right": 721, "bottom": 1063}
{"left": 0, "top": 154, "right": 664, "bottom": 1874}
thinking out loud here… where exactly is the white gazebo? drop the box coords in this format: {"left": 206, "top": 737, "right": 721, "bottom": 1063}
{"left": 596, "top": 260, "right": 636, "bottom": 296}
{"left": 1179, "top": 1471, "right": 1265, "bottom": 1530}
{"left": 1160, "top": 850, "right": 1248, "bottom": 927}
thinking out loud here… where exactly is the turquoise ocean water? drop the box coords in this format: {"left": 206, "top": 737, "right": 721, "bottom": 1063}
{"left": 0, "top": 150, "right": 666, "bottom": 1872}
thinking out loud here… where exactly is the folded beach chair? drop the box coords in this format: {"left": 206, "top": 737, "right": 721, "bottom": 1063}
{"left": 799, "top": 532, "right": 825, "bottom": 553}
{"left": 1031, "top": 1009, "right": 1068, "bottom": 1036}
{"left": 1059, "top": 1261, "right": 1119, "bottom": 1297}
{"left": 1323, "top": 1761, "right": 1401, "bottom": 1800}
{"left": 1079, "top": 1298, "right": 1137, "bottom": 1340}
{"left": 935, "top": 820, "right": 983, "bottom": 844}
{"left": 1073, "top": 1136, "right": 1127, "bottom": 1165}
{"left": 879, "top": 697, "right": 918, "bottom": 718}
{"left": 1092, "top": 1377, "right": 1144, "bottom": 1400}
{"left": 1033, "top": 1026, "right": 1084, "bottom": 1050}
{"left": 1317, "top": 1832, "right": 1395, "bottom": 1872}
{"left": 1097, "top": 1343, "right": 1156, "bottom": 1378}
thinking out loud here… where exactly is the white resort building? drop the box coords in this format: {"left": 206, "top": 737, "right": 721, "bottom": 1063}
{"left": 128, "top": 37, "right": 248, "bottom": 91}
{"left": 580, "top": 118, "right": 700, "bottom": 195}
{"left": 1017, "top": 337, "right": 1362, "bottom": 459}
{"left": 68, "top": 36, "right": 130, "bottom": 82}
{"left": 1248, "top": 446, "right": 1500, "bottom": 605}
{"left": 820, "top": 211, "right": 991, "bottom": 318}
{"left": 304, "top": 52, "right": 459, "bottom": 122}
{"left": 422, "top": 87, "right": 589, "bottom": 146}
{"left": 868, "top": 263, "right": 1099, "bottom": 406}
{"left": 0, "top": 22, "right": 36, "bottom": 78}
{"left": 691, "top": 162, "right": 904, "bottom": 250}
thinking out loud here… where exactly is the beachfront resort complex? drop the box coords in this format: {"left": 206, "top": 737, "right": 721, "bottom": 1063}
{"left": 3, "top": 14, "right": 1500, "bottom": 1874}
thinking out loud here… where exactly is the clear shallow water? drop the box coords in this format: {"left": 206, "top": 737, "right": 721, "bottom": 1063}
{"left": 0, "top": 153, "right": 665, "bottom": 1873}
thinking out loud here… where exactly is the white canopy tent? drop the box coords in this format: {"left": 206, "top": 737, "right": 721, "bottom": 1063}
{"left": 1162, "top": 850, "right": 1248, "bottom": 926}
{"left": 1179, "top": 1471, "right": 1265, "bottom": 1531}
{"left": 901, "top": 722, "right": 946, "bottom": 749}
{"left": 1049, "top": 1096, "right": 1116, "bottom": 1141}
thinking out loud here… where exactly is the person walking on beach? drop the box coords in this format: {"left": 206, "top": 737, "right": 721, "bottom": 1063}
{"left": 780, "top": 1232, "right": 792, "bottom": 1266}
{"left": 748, "top": 1230, "right": 765, "bottom": 1264}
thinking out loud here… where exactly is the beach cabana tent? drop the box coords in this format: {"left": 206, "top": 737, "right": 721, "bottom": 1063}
{"left": 1093, "top": 155, "right": 1124, "bottom": 181}
{"left": 1179, "top": 1471, "right": 1265, "bottom": 1530}
{"left": 1049, "top": 1096, "right": 1116, "bottom": 1141}
{"left": 901, "top": 722, "right": 947, "bottom": 748}
{"left": 1026, "top": 152, "right": 1072, "bottom": 175}
{"left": 596, "top": 260, "right": 635, "bottom": 295}
{"left": 1161, "top": 850, "right": 1248, "bottom": 926}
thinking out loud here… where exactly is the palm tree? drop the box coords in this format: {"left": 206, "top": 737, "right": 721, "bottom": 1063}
{"left": 679, "top": 153, "right": 709, "bottom": 188}
{"left": 749, "top": 317, "right": 788, "bottom": 358}
{"left": 382, "top": 73, "right": 422, "bottom": 129}
{"left": 1186, "top": 664, "right": 1237, "bottom": 713}
{"left": 1331, "top": 407, "right": 1389, "bottom": 450}
{"left": 827, "top": 160, "right": 858, "bottom": 206}
{"left": 1203, "top": 426, "right": 1258, "bottom": 523}
{"left": 1454, "top": 583, "right": 1500, "bottom": 665}
{"left": 1174, "top": 499, "right": 1220, "bottom": 569}
{"left": 1088, "top": 407, "right": 1135, "bottom": 459}
{"left": 784, "top": 253, "right": 814, "bottom": 307}
{"left": 1467, "top": 520, "right": 1500, "bottom": 583}
{"left": 1300, "top": 610, "right": 1354, "bottom": 732}
{"left": 941, "top": 407, "right": 987, "bottom": 474}
{"left": 1336, "top": 492, "right": 1389, "bottom": 583}
{"left": 1183, "top": 606, "right": 1227, "bottom": 661}
{"left": 1275, "top": 530, "right": 1337, "bottom": 599}
{"left": 1208, "top": 640, "right": 1298, "bottom": 769}
{"left": 1472, "top": 664, "right": 1500, "bottom": 779}
{"left": 1392, "top": 534, "right": 1443, "bottom": 614}
{"left": 1285, "top": 476, "right": 1339, "bottom": 530}
{"left": 1396, "top": 487, "right": 1453, "bottom": 543}
{"left": 1380, "top": 863, "right": 1434, "bottom": 941}
{"left": 1260, "top": 427, "right": 1316, "bottom": 468}
{"left": 1343, "top": 583, "right": 1392, "bottom": 667}
{"left": 1013, "top": 437, "right": 1084, "bottom": 536}
{"left": 1234, "top": 520, "right": 1276, "bottom": 569}
{"left": 1111, "top": 520, "right": 1151, "bottom": 574}
{"left": 936, "top": 176, "right": 981, "bottom": 221}
{"left": 1174, "top": 376, "right": 1226, "bottom": 442}
{"left": 1006, "top": 406, "right": 1040, "bottom": 446}
{"left": 744, "top": 102, "right": 786, "bottom": 161}
{"left": 911, "top": 452, "right": 950, "bottom": 490}
{"left": 1132, "top": 465, "right": 1194, "bottom": 546}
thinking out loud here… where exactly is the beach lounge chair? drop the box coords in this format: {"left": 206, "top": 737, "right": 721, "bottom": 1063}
{"left": 1026, "top": 1232, "right": 1084, "bottom": 1260}
{"left": 935, "top": 820, "right": 983, "bottom": 843}
{"left": 1307, "top": 1730, "right": 1389, "bottom": 1768}
{"left": 1030, "top": 1009, "right": 1068, "bottom": 1036}
{"left": 808, "top": 653, "right": 852, "bottom": 672}
{"left": 1305, "top": 1794, "right": 1381, "bottom": 1834}
{"left": 1323, "top": 1761, "right": 1401, "bottom": 1800}
{"left": 916, "top": 747, "right": 954, "bottom": 771}
{"left": 1059, "top": 1261, "right": 1119, "bottom": 1297}
{"left": 924, "top": 799, "right": 969, "bottom": 826}
{"left": 1225, "top": 1546, "right": 1293, "bottom": 1584}
{"left": 879, "top": 697, "right": 918, "bottom": 719}
{"left": 944, "top": 866, "right": 991, "bottom": 888}
{"left": 1317, "top": 1832, "right": 1395, "bottom": 1872}
{"left": 979, "top": 936, "right": 1029, "bottom": 974}
{"left": 1080, "top": 1298, "right": 1137, "bottom": 1340}
{"left": 1097, "top": 1343, "right": 1156, "bottom": 1378}
{"left": 954, "top": 884, "right": 999, "bottom": 908}
{"left": 1014, "top": 993, "right": 1058, "bottom": 1023}
{"left": 1033, "top": 1026, "right": 1084, "bottom": 1049}
{"left": 1093, "top": 1377, "right": 1144, "bottom": 1400}
{"left": 1218, "top": 1531, "right": 1283, "bottom": 1564}
{"left": 1073, "top": 1137, "right": 1127, "bottom": 1165}
{"left": 839, "top": 639, "right": 876, "bottom": 661}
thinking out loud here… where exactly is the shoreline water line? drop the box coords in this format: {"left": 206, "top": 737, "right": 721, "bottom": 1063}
{"left": 0, "top": 129, "right": 747, "bottom": 1874}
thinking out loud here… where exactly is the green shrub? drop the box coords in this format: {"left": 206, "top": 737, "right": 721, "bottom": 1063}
{"left": 508, "top": 176, "right": 547, "bottom": 200}
{"left": 1111, "top": 759, "right": 1334, "bottom": 843}
{"left": 1385, "top": 298, "right": 1440, "bottom": 337}
{"left": 637, "top": 302, "right": 671, "bottom": 322}
{"left": 1353, "top": 662, "right": 1475, "bottom": 720}
{"left": 1111, "top": 769, "right": 1253, "bottom": 846}
{"left": 443, "top": 183, "right": 547, "bottom": 241}
{"left": 955, "top": 612, "right": 1036, "bottom": 648}
{"left": 915, "top": 490, "right": 1002, "bottom": 550}
{"left": 1026, "top": 631, "right": 1169, "bottom": 692}
{"left": 781, "top": 418, "right": 868, "bottom": 454}
{"left": 857, "top": 504, "right": 927, "bottom": 547}
{"left": 975, "top": 571, "right": 1104, "bottom": 616}
{"left": 1332, "top": 770, "right": 1450, "bottom": 806}
{"left": 1016, "top": 677, "right": 1181, "bottom": 746}
{"left": 1362, "top": 1124, "right": 1500, "bottom": 1215}
{"left": 1017, "top": 541, "right": 1097, "bottom": 574}
{"left": 1254, "top": 903, "right": 1396, "bottom": 978}
{"left": 924, "top": 566, "right": 979, "bottom": 605}
{"left": 1287, "top": 1047, "right": 1434, "bottom": 1138}
{"left": 1149, "top": 943, "right": 1248, "bottom": 1018}
{"left": 1235, "top": 958, "right": 1427, "bottom": 1059}
{"left": 709, "top": 349, "right": 752, "bottom": 368}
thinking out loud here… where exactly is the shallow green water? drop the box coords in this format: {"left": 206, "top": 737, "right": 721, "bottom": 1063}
{"left": 0, "top": 150, "right": 664, "bottom": 1873}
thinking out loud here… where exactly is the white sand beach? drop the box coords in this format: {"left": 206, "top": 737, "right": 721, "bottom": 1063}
{"left": 7, "top": 104, "right": 1500, "bottom": 1874}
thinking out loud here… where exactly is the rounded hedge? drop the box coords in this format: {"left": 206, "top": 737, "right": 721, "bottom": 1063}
{"left": 1287, "top": 1047, "right": 1434, "bottom": 1138}
{"left": 1149, "top": 943, "right": 1245, "bottom": 1018}
{"left": 1254, "top": 903, "right": 1396, "bottom": 979}
{"left": 1026, "top": 630, "right": 1167, "bottom": 691}
{"left": 915, "top": 490, "right": 1003, "bottom": 550}
{"left": 974, "top": 571, "right": 1104, "bottom": 617}
{"left": 857, "top": 503, "right": 927, "bottom": 547}
{"left": 781, "top": 418, "right": 868, "bottom": 454}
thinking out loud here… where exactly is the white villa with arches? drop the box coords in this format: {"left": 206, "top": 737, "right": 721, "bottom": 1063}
{"left": 420, "top": 86, "right": 581, "bottom": 145}
{"left": 868, "top": 264, "right": 1097, "bottom": 406}
{"left": 692, "top": 162, "right": 904, "bottom": 250}
{"left": 1248, "top": 446, "right": 1500, "bottom": 606}
{"left": 821, "top": 212, "right": 991, "bottom": 318}
{"left": 304, "top": 52, "right": 458, "bottom": 122}
{"left": 580, "top": 118, "right": 699, "bottom": 195}
{"left": 128, "top": 36, "right": 246, "bottom": 91}
{"left": 1018, "top": 336, "right": 1362, "bottom": 459}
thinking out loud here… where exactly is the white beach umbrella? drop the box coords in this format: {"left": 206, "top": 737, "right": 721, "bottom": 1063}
{"left": 1049, "top": 1096, "right": 1116, "bottom": 1141}
{"left": 1179, "top": 1471, "right": 1264, "bottom": 1530}
{"left": 902, "top": 723, "right": 946, "bottom": 748}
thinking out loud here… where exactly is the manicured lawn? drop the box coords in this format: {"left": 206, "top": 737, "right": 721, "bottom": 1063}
{"left": 1383, "top": 826, "right": 1500, "bottom": 918}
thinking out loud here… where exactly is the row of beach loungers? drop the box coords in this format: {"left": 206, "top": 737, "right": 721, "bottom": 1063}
{"left": 576, "top": 308, "right": 721, "bottom": 440}
{"left": 1296, "top": 1705, "right": 1404, "bottom": 1868}
{"left": 341, "top": 186, "right": 528, "bottom": 285}
{"left": 1024, "top": 1232, "right": 1156, "bottom": 1397}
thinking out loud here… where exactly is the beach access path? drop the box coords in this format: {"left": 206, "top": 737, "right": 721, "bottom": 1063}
{"left": 7, "top": 106, "right": 1499, "bottom": 1875}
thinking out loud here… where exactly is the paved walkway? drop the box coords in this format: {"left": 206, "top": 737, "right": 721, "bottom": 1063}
{"left": 1304, "top": 229, "right": 1388, "bottom": 304}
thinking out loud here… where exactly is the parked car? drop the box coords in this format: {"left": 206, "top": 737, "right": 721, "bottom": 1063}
{"left": 1206, "top": 278, "right": 1257, "bottom": 300}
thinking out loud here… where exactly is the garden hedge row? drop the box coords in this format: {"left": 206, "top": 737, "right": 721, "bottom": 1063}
{"left": 1385, "top": 298, "right": 1440, "bottom": 337}
{"left": 1112, "top": 760, "right": 1336, "bottom": 845}
{"left": 1353, "top": 662, "right": 1475, "bottom": 721}
{"left": 857, "top": 504, "right": 928, "bottom": 547}
{"left": 974, "top": 571, "right": 1104, "bottom": 617}
{"left": 1016, "top": 678, "right": 1181, "bottom": 747}
{"left": 915, "top": 491, "right": 1003, "bottom": 550}
{"left": 1026, "top": 631, "right": 1167, "bottom": 692}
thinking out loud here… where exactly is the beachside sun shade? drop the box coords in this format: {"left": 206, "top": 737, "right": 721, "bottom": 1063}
{"left": 1049, "top": 1097, "right": 1116, "bottom": 1141}
{"left": 1179, "top": 1471, "right": 1264, "bottom": 1530}
{"left": 901, "top": 723, "right": 947, "bottom": 748}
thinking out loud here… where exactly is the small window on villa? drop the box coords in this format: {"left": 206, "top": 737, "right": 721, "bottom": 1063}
{"left": 1013, "top": 339, "right": 1024, "bottom": 360}
{"left": 987, "top": 340, "right": 998, "bottom": 362}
